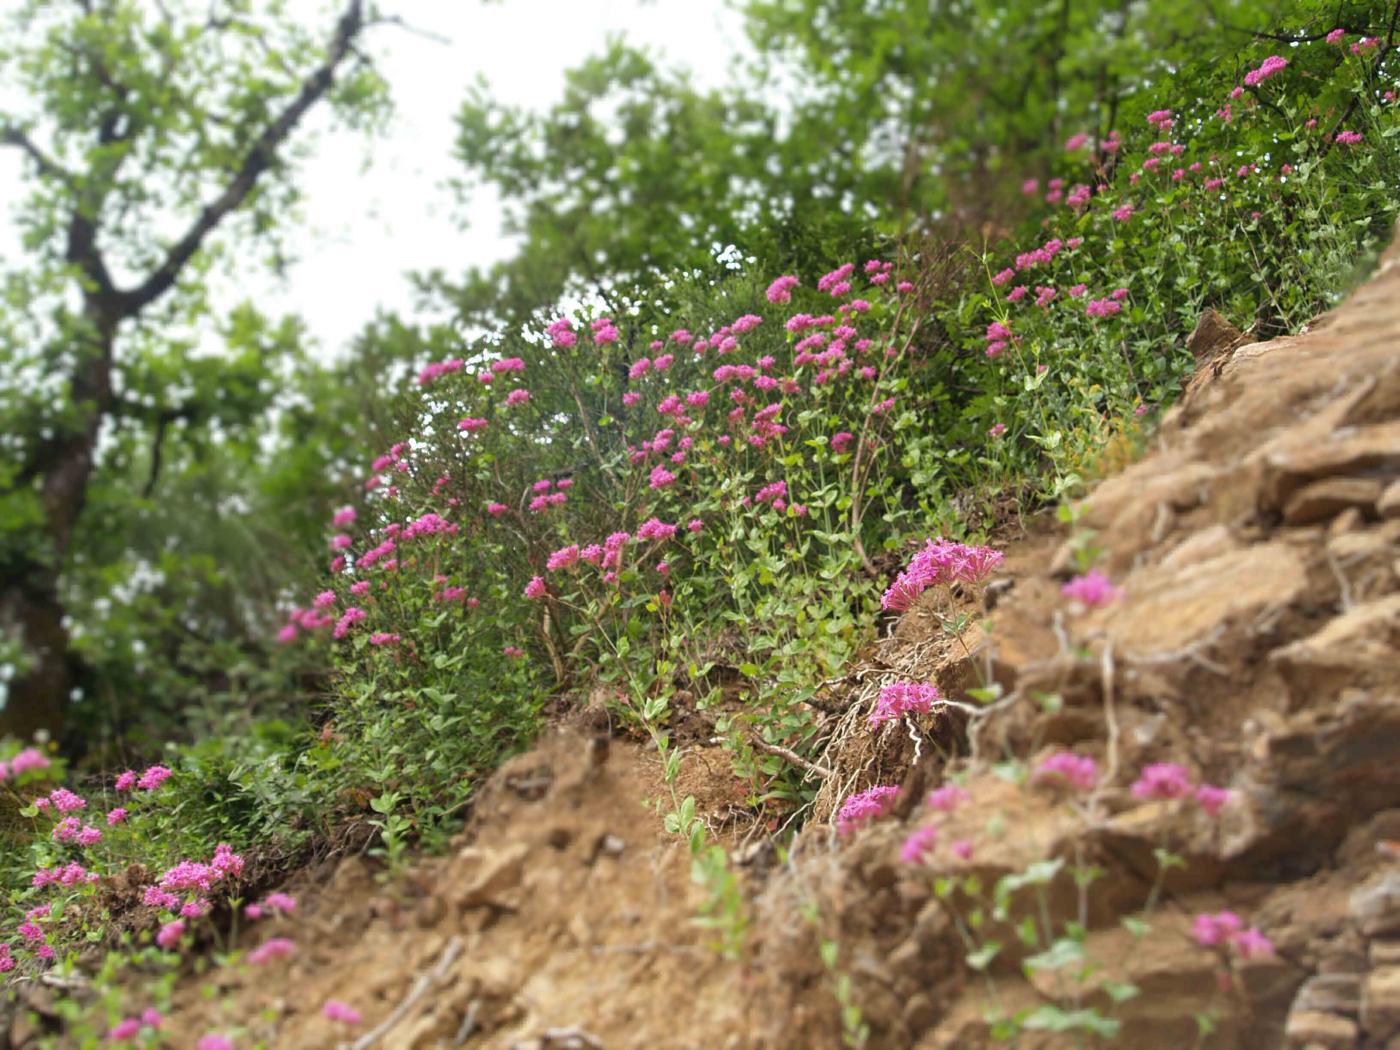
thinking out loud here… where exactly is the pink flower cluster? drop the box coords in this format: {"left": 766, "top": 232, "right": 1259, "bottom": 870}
{"left": 1243, "top": 55, "right": 1288, "bottom": 87}
{"left": 416, "top": 358, "right": 464, "bottom": 385}
{"left": 836, "top": 785, "right": 900, "bottom": 835}
{"left": 902, "top": 784, "right": 973, "bottom": 864}
{"left": 1084, "top": 297, "right": 1122, "bottom": 318}
{"left": 1060, "top": 569, "right": 1122, "bottom": 607}
{"left": 323, "top": 999, "right": 363, "bottom": 1024}
{"left": 249, "top": 936, "right": 296, "bottom": 965}
{"left": 1033, "top": 750, "right": 1099, "bottom": 791}
{"left": 1193, "top": 910, "right": 1273, "bottom": 958}
{"left": 0, "top": 747, "right": 51, "bottom": 782}
{"left": 245, "top": 892, "right": 298, "bottom": 920}
{"left": 766, "top": 275, "right": 799, "bottom": 303}
{"left": 881, "top": 538, "right": 1004, "bottom": 611}
{"left": 1130, "top": 762, "right": 1231, "bottom": 817}
{"left": 869, "top": 681, "right": 941, "bottom": 727}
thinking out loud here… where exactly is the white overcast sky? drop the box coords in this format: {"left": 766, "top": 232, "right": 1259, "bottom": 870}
{"left": 0, "top": 0, "right": 749, "bottom": 355}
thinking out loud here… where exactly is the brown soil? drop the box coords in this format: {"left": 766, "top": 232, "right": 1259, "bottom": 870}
{"left": 162, "top": 229, "right": 1400, "bottom": 1049}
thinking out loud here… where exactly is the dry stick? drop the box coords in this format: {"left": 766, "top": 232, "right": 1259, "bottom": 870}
{"left": 1118, "top": 624, "right": 1230, "bottom": 676}
{"left": 452, "top": 999, "right": 481, "bottom": 1046}
{"left": 750, "top": 734, "right": 834, "bottom": 779}
{"left": 1325, "top": 546, "right": 1355, "bottom": 611}
{"left": 342, "top": 935, "right": 464, "bottom": 1050}
{"left": 537, "top": 1028, "right": 604, "bottom": 1049}
{"left": 1088, "top": 641, "right": 1121, "bottom": 824}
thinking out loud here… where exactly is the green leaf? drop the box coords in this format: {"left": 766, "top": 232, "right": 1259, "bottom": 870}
{"left": 966, "top": 942, "right": 1001, "bottom": 971}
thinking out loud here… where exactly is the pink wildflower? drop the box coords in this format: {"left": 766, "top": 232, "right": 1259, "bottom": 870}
{"left": 766, "top": 275, "right": 800, "bottom": 304}
{"left": 49, "top": 788, "right": 86, "bottom": 812}
{"left": 836, "top": 785, "right": 900, "bottom": 835}
{"left": 262, "top": 892, "right": 297, "bottom": 915}
{"left": 1243, "top": 55, "right": 1288, "bottom": 87}
{"left": 869, "top": 682, "right": 941, "bottom": 727}
{"left": 107, "top": 807, "right": 128, "bottom": 826}
{"left": 636, "top": 518, "right": 677, "bottom": 542}
{"left": 1195, "top": 784, "right": 1231, "bottom": 817}
{"left": 1193, "top": 910, "right": 1243, "bottom": 947}
{"left": 1061, "top": 569, "right": 1122, "bottom": 607}
{"left": 323, "top": 1000, "right": 363, "bottom": 1025}
{"left": 547, "top": 318, "right": 576, "bottom": 347}
{"left": 248, "top": 937, "right": 296, "bottom": 965}
{"left": 881, "top": 538, "right": 1003, "bottom": 611}
{"left": 109, "top": 1019, "right": 142, "bottom": 1040}
{"left": 901, "top": 825, "right": 939, "bottom": 865}
{"left": 332, "top": 607, "right": 366, "bottom": 640}
{"left": 1131, "top": 762, "right": 1193, "bottom": 800}
{"left": 547, "top": 545, "right": 580, "bottom": 571}
{"left": 156, "top": 920, "right": 185, "bottom": 948}
{"left": 11, "top": 748, "right": 50, "bottom": 775}
{"left": 524, "top": 576, "right": 547, "bottom": 600}
{"left": 1232, "top": 927, "right": 1274, "bottom": 959}
{"left": 1033, "top": 750, "right": 1099, "bottom": 791}
{"left": 926, "top": 784, "right": 970, "bottom": 812}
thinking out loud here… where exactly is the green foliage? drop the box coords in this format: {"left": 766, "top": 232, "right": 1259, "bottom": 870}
{"left": 0, "top": 0, "right": 389, "bottom": 742}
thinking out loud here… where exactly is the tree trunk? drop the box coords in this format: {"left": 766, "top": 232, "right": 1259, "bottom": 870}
{"left": 0, "top": 567, "right": 74, "bottom": 741}
{"left": 1, "top": 319, "right": 113, "bottom": 741}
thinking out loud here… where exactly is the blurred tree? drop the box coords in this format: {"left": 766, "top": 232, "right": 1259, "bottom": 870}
{"left": 0, "top": 0, "right": 390, "bottom": 740}
{"left": 741, "top": 0, "right": 1400, "bottom": 226}
{"left": 434, "top": 0, "right": 1400, "bottom": 338}
{"left": 430, "top": 39, "right": 876, "bottom": 332}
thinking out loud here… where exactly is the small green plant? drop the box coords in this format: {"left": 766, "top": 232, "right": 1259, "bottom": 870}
{"left": 800, "top": 900, "right": 870, "bottom": 1048}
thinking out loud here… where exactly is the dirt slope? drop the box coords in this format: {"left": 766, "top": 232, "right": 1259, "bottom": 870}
{"left": 168, "top": 231, "right": 1400, "bottom": 1049}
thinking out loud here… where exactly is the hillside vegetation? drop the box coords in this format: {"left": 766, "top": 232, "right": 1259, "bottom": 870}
{"left": 0, "top": 1, "right": 1398, "bottom": 1046}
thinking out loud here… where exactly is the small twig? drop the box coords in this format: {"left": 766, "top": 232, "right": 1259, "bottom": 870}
{"left": 342, "top": 935, "right": 464, "bottom": 1050}
{"left": 588, "top": 940, "right": 706, "bottom": 957}
{"left": 366, "top": 13, "right": 452, "bottom": 44}
{"left": 1325, "top": 546, "right": 1354, "bottom": 611}
{"left": 1118, "top": 625, "right": 1230, "bottom": 676}
{"left": 964, "top": 689, "right": 1024, "bottom": 764}
{"left": 1090, "top": 642, "right": 1120, "bottom": 821}
{"left": 37, "top": 973, "right": 91, "bottom": 991}
{"left": 750, "top": 735, "right": 833, "bottom": 779}
{"left": 523, "top": 1028, "right": 604, "bottom": 1050}
{"left": 452, "top": 1000, "right": 480, "bottom": 1046}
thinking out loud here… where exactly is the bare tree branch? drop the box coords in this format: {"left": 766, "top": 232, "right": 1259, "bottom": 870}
{"left": 119, "top": 0, "right": 368, "bottom": 314}
{"left": 0, "top": 123, "right": 74, "bottom": 184}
